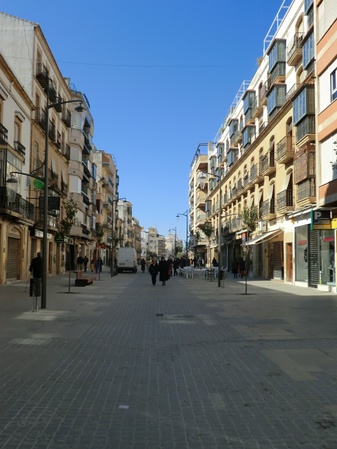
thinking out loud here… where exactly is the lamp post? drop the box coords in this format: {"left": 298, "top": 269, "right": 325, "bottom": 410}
{"left": 199, "top": 172, "right": 222, "bottom": 287}
{"left": 41, "top": 80, "right": 85, "bottom": 308}
{"left": 176, "top": 211, "right": 188, "bottom": 257}
{"left": 169, "top": 227, "right": 177, "bottom": 257}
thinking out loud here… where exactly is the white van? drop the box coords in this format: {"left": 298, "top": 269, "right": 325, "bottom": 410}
{"left": 117, "top": 247, "right": 137, "bottom": 273}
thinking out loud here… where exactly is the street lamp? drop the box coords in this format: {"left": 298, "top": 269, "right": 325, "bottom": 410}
{"left": 199, "top": 172, "right": 222, "bottom": 287}
{"left": 176, "top": 210, "right": 188, "bottom": 256}
{"left": 33, "top": 78, "right": 85, "bottom": 308}
{"left": 169, "top": 227, "right": 177, "bottom": 256}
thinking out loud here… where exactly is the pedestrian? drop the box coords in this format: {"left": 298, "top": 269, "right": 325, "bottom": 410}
{"left": 29, "top": 252, "right": 43, "bottom": 299}
{"left": 141, "top": 258, "right": 146, "bottom": 273}
{"left": 83, "top": 255, "right": 89, "bottom": 272}
{"left": 173, "top": 258, "right": 179, "bottom": 276}
{"left": 238, "top": 257, "right": 245, "bottom": 278}
{"left": 232, "top": 258, "right": 238, "bottom": 279}
{"left": 148, "top": 257, "right": 159, "bottom": 285}
{"left": 29, "top": 252, "right": 43, "bottom": 279}
{"left": 77, "top": 255, "right": 84, "bottom": 271}
{"left": 159, "top": 256, "right": 169, "bottom": 286}
{"left": 212, "top": 257, "right": 218, "bottom": 267}
{"left": 90, "top": 258, "right": 95, "bottom": 272}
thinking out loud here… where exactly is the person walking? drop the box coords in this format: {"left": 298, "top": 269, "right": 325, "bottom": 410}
{"left": 29, "top": 252, "right": 43, "bottom": 299}
{"left": 148, "top": 257, "right": 159, "bottom": 286}
{"left": 29, "top": 252, "right": 43, "bottom": 279}
{"left": 159, "top": 256, "right": 169, "bottom": 286}
{"left": 140, "top": 258, "right": 146, "bottom": 273}
{"left": 83, "top": 255, "right": 89, "bottom": 272}
{"left": 77, "top": 255, "right": 84, "bottom": 271}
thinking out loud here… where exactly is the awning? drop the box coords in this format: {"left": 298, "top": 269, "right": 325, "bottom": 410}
{"left": 246, "top": 229, "right": 282, "bottom": 246}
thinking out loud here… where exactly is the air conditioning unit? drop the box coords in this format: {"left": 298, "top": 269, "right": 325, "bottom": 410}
{"left": 257, "top": 221, "right": 267, "bottom": 232}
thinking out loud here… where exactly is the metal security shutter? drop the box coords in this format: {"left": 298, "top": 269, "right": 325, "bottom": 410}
{"left": 7, "top": 237, "right": 19, "bottom": 280}
{"left": 309, "top": 230, "right": 319, "bottom": 288}
{"left": 273, "top": 241, "right": 283, "bottom": 280}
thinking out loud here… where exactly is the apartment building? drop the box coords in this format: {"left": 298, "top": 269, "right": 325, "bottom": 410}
{"left": 316, "top": 0, "right": 337, "bottom": 290}
{"left": 0, "top": 12, "right": 103, "bottom": 281}
{"left": 0, "top": 13, "right": 78, "bottom": 280}
{"left": 92, "top": 150, "right": 119, "bottom": 266}
{"left": 189, "top": 144, "right": 209, "bottom": 263}
{"left": 117, "top": 200, "right": 133, "bottom": 248}
{"left": 132, "top": 217, "right": 142, "bottom": 262}
{"left": 0, "top": 53, "right": 34, "bottom": 284}
{"left": 192, "top": 0, "right": 334, "bottom": 289}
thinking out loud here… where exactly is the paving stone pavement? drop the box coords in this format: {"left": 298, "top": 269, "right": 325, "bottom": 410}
{"left": 1, "top": 270, "right": 337, "bottom": 449}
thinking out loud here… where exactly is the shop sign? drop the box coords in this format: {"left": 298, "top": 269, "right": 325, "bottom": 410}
{"left": 310, "top": 209, "right": 331, "bottom": 230}
{"left": 55, "top": 234, "right": 69, "bottom": 244}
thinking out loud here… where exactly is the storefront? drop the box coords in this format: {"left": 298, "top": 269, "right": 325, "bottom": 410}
{"left": 295, "top": 224, "right": 335, "bottom": 288}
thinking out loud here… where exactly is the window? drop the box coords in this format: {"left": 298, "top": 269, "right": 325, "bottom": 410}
{"left": 331, "top": 69, "right": 337, "bottom": 102}
{"left": 304, "top": 0, "right": 313, "bottom": 14}
{"left": 229, "top": 119, "right": 238, "bottom": 137}
{"left": 303, "top": 33, "right": 314, "bottom": 68}
{"left": 293, "top": 86, "right": 315, "bottom": 124}
{"left": 267, "top": 85, "right": 286, "bottom": 115}
{"left": 242, "top": 126, "right": 255, "bottom": 148}
{"left": 268, "top": 39, "right": 286, "bottom": 72}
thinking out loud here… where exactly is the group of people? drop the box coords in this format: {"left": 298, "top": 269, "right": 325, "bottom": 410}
{"left": 231, "top": 257, "right": 246, "bottom": 279}
{"left": 148, "top": 257, "right": 172, "bottom": 286}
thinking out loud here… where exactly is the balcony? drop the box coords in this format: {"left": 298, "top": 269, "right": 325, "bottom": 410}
{"left": 62, "top": 109, "right": 71, "bottom": 128}
{"left": 267, "top": 63, "right": 286, "bottom": 91}
{"left": 251, "top": 96, "right": 263, "bottom": 119}
{"left": 276, "top": 189, "right": 294, "bottom": 214}
{"left": 237, "top": 178, "right": 244, "bottom": 194}
{"left": 260, "top": 151, "right": 276, "bottom": 176}
{"left": 261, "top": 198, "right": 276, "bottom": 220}
{"left": 14, "top": 141, "right": 26, "bottom": 157}
{"left": 296, "top": 177, "right": 316, "bottom": 207}
{"left": 228, "top": 217, "right": 242, "bottom": 232}
{"left": 294, "top": 144, "right": 315, "bottom": 184}
{"left": 196, "top": 192, "right": 206, "bottom": 209}
{"left": 296, "top": 115, "right": 315, "bottom": 146}
{"left": 0, "top": 123, "right": 8, "bottom": 144}
{"left": 0, "top": 187, "right": 35, "bottom": 221}
{"left": 48, "top": 121, "right": 56, "bottom": 142}
{"left": 36, "top": 63, "right": 49, "bottom": 89}
{"left": 276, "top": 136, "right": 294, "bottom": 164}
{"left": 35, "top": 108, "right": 47, "bottom": 129}
{"left": 259, "top": 82, "right": 268, "bottom": 106}
{"left": 250, "top": 163, "right": 264, "bottom": 185}
{"left": 244, "top": 108, "right": 255, "bottom": 126}
{"left": 287, "top": 33, "right": 303, "bottom": 66}
{"left": 243, "top": 173, "right": 251, "bottom": 189}
{"left": 233, "top": 129, "right": 242, "bottom": 145}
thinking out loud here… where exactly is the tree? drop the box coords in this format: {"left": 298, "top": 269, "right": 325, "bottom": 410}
{"left": 58, "top": 197, "right": 79, "bottom": 293}
{"left": 242, "top": 205, "right": 258, "bottom": 231}
{"left": 202, "top": 222, "right": 214, "bottom": 266}
{"left": 59, "top": 197, "right": 79, "bottom": 237}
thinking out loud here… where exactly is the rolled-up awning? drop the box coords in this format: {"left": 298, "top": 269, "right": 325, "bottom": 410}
{"left": 246, "top": 229, "right": 282, "bottom": 246}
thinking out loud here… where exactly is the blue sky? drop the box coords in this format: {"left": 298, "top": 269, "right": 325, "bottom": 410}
{"left": 1, "top": 0, "right": 282, "bottom": 243}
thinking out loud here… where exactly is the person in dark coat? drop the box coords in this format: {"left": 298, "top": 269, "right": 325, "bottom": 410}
{"left": 29, "top": 252, "right": 43, "bottom": 278}
{"left": 140, "top": 258, "right": 146, "bottom": 273}
{"left": 159, "top": 257, "right": 169, "bottom": 286}
{"left": 148, "top": 258, "right": 159, "bottom": 285}
{"left": 232, "top": 258, "right": 238, "bottom": 279}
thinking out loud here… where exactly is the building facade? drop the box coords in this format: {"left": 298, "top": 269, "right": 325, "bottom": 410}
{"left": 191, "top": 0, "right": 337, "bottom": 290}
